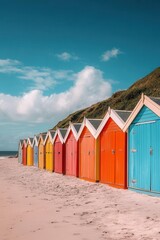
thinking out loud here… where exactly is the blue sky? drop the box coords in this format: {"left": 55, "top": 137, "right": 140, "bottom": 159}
{"left": 0, "top": 0, "right": 160, "bottom": 150}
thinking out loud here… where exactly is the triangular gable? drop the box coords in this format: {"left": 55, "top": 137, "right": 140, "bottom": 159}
{"left": 77, "top": 117, "right": 102, "bottom": 139}
{"left": 53, "top": 128, "right": 67, "bottom": 144}
{"left": 123, "top": 94, "right": 160, "bottom": 132}
{"left": 59, "top": 128, "right": 67, "bottom": 139}
{"left": 44, "top": 130, "right": 56, "bottom": 145}
{"left": 132, "top": 105, "right": 159, "bottom": 124}
{"left": 73, "top": 123, "right": 81, "bottom": 133}
{"left": 64, "top": 122, "right": 82, "bottom": 142}
{"left": 38, "top": 133, "right": 47, "bottom": 146}
{"left": 19, "top": 140, "right": 24, "bottom": 148}
{"left": 27, "top": 137, "right": 34, "bottom": 147}
{"left": 95, "top": 108, "right": 131, "bottom": 138}
{"left": 22, "top": 139, "right": 27, "bottom": 148}
{"left": 33, "top": 135, "right": 39, "bottom": 146}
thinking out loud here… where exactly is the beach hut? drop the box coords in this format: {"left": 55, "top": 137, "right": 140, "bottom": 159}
{"left": 38, "top": 132, "right": 47, "bottom": 169}
{"left": 22, "top": 139, "right": 27, "bottom": 165}
{"left": 44, "top": 130, "right": 56, "bottom": 172}
{"left": 96, "top": 108, "right": 131, "bottom": 189}
{"left": 124, "top": 94, "right": 160, "bottom": 195}
{"left": 64, "top": 122, "right": 81, "bottom": 177}
{"left": 78, "top": 118, "right": 102, "bottom": 182}
{"left": 18, "top": 140, "right": 23, "bottom": 164}
{"left": 33, "top": 135, "right": 39, "bottom": 167}
{"left": 27, "top": 137, "right": 34, "bottom": 166}
{"left": 54, "top": 128, "right": 67, "bottom": 174}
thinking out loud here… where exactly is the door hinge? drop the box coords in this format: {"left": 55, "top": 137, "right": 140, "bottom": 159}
{"left": 132, "top": 179, "right": 136, "bottom": 183}
{"left": 131, "top": 148, "right": 136, "bottom": 152}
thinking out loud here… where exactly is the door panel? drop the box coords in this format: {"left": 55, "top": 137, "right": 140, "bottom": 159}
{"left": 150, "top": 121, "right": 160, "bottom": 192}
{"left": 87, "top": 136, "right": 95, "bottom": 180}
{"left": 45, "top": 142, "right": 49, "bottom": 170}
{"left": 115, "top": 131, "right": 126, "bottom": 186}
{"left": 34, "top": 146, "right": 38, "bottom": 166}
{"left": 55, "top": 142, "right": 63, "bottom": 173}
{"left": 100, "top": 131, "right": 115, "bottom": 184}
{"left": 106, "top": 131, "right": 115, "bottom": 184}
{"left": 129, "top": 124, "right": 150, "bottom": 191}
{"left": 80, "top": 135, "right": 95, "bottom": 180}
{"left": 66, "top": 141, "right": 71, "bottom": 175}
{"left": 80, "top": 137, "right": 86, "bottom": 178}
{"left": 100, "top": 131, "right": 108, "bottom": 183}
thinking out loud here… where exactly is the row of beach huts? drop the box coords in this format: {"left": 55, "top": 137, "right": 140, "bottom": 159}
{"left": 18, "top": 94, "right": 160, "bottom": 196}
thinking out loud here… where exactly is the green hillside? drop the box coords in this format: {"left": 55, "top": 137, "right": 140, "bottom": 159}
{"left": 54, "top": 67, "right": 160, "bottom": 129}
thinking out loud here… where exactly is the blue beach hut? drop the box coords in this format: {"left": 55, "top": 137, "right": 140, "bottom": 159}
{"left": 18, "top": 140, "right": 23, "bottom": 164}
{"left": 124, "top": 94, "right": 160, "bottom": 195}
{"left": 33, "top": 135, "right": 39, "bottom": 167}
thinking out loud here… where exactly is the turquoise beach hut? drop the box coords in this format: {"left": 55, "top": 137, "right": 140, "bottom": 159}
{"left": 124, "top": 94, "right": 160, "bottom": 195}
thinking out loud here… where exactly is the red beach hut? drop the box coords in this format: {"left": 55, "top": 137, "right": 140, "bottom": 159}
{"left": 22, "top": 139, "right": 27, "bottom": 165}
{"left": 54, "top": 128, "right": 67, "bottom": 174}
{"left": 96, "top": 108, "right": 131, "bottom": 189}
{"left": 78, "top": 118, "right": 102, "bottom": 182}
{"left": 64, "top": 122, "right": 81, "bottom": 177}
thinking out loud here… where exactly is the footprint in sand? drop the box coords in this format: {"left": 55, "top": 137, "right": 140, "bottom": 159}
{"left": 81, "top": 211, "right": 89, "bottom": 216}
{"left": 50, "top": 221, "right": 58, "bottom": 224}
{"left": 85, "top": 201, "right": 92, "bottom": 204}
{"left": 32, "top": 228, "right": 41, "bottom": 233}
{"left": 73, "top": 233, "right": 80, "bottom": 236}
{"left": 62, "top": 220, "right": 69, "bottom": 223}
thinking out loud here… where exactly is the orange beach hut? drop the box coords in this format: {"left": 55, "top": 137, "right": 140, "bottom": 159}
{"left": 78, "top": 118, "right": 102, "bottom": 182}
{"left": 54, "top": 128, "right": 67, "bottom": 174}
{"left": 96, "top": 108, "right": 131, "bottom": 189}
{"left": 64, "top": 122, "right": 81, "bottom": 177}
{"left": 27, "top": 137, "right": 34, "bottom": 166}
{"left": 38, "top": 132, "right": 47, "bottom": 169}
{"left": 44, "top": 130, "right": 56, "bottom": 172}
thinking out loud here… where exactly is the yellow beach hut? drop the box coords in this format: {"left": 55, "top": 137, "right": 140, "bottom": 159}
{"left": 27, "top": 137, "right": 34, "bottom": 166}
{"left": 38, "top": 132, "right": 47, "bottom": 169}
{"left": 44, "top": 130, "right": 56, "bottom": 172}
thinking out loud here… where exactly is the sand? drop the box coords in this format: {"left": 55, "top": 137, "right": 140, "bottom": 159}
{"left": 0, "top": 158, "right": 160, "bottom": 240}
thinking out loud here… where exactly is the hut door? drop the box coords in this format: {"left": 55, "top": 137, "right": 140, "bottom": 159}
{"left": 49, "top": 142, "right": 52, "bottom": 170}
{"left": 150, "top": 121, "right": 160, "bottom": 193}
{"left": 70, "top": 140, "right": 74, "bottom": 175}
{"left": 84, "top": 135, "right": 95, "bottom": 180}
{"left": 115, "top": 131, "right": 126, "bottom": 186}
{"left": 71, "top": 139, "right": 76, "bottom": 175}
{"left": 55, "top": 142, "right": 62, "bottom": 172}
{"left": 106, "top": 131, "right": 116, "bottom": 184}
{"left": 65, "top": 142, "right": 69, "bottom": 174}
{"left": 66, "top": 140, "right": 72, "bottom": 175}
{"left": 129, "top": 124, "right": 150, "bottom": 191}
{"left": 39, "top": 142, "right": 44, "bottom": 168}
{"left": 34, "top": 146, "right": 38, "bottom": 166}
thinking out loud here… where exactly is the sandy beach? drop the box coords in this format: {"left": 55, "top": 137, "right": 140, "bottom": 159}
{"left": 1, "top": 158, "right": 160, "bottom": 240}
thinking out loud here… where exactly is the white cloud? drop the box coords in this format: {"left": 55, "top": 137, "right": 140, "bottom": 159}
{"left": 0, "top": 65, "right": 113, "bottom": 150}
{"left": 0, "top": 59, "right": 74, "bottom": 90}
{"left": 0, "top": 66, "right": 112, "bottom": 124}
{"left": 101, "top": 48, "right": 121, "bottom": 62}
{"left": 56, "top": 52, "right": 79, "bottom": 61}
{"left": 0, "top": 59, "right": 21, "bottom": 67}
